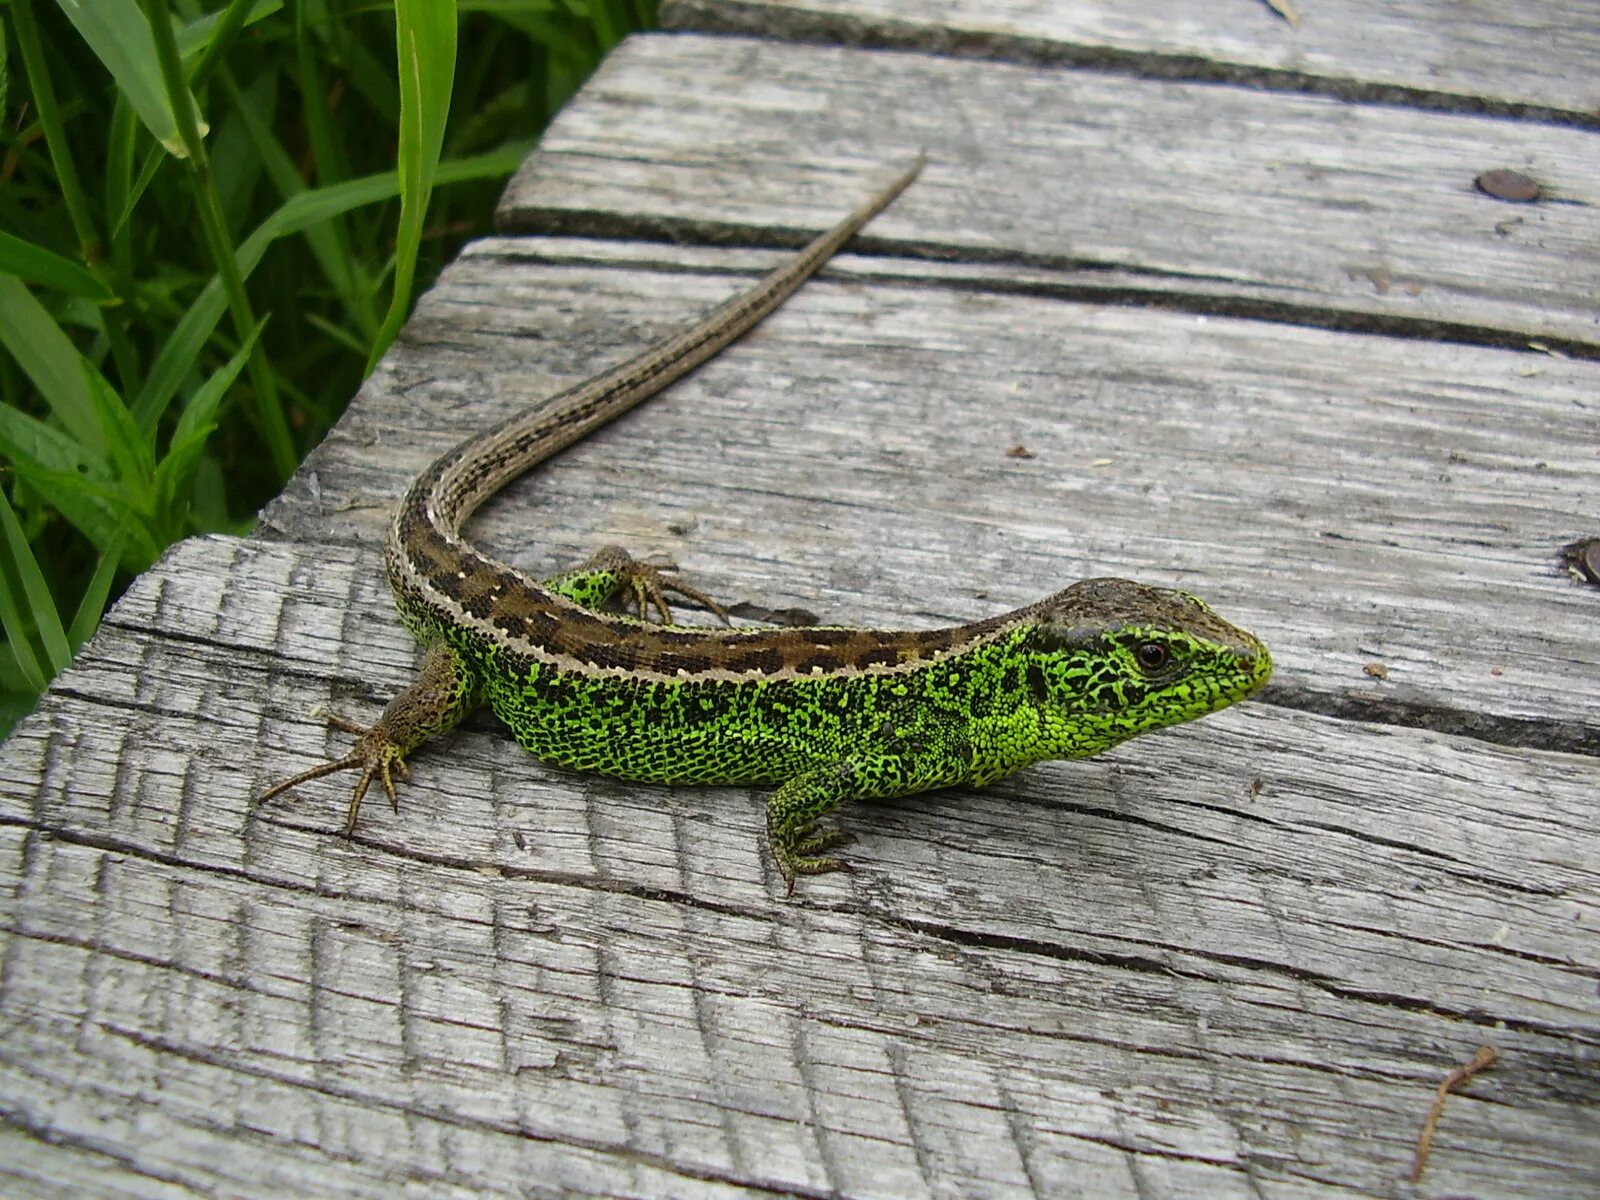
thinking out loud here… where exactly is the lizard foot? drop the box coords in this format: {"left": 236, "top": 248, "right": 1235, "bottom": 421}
{"left": 258, "top": 713, "right": 412, "bottom": 836}
{"left": 568, "top": 545, "right": 732, "bottom": 626}
{"left": 257, "top": 643, "right": 478, "bottom": 837}
{"left": 617, "top": 560, "right": 731, "bottom": 626}
{"left": 769, "top": 816, "right": 855, "bottom": 895}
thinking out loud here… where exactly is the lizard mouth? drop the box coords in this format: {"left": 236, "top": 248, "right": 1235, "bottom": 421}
{"left": 1230, "top": 639, "right": 1274, "bottom": 701}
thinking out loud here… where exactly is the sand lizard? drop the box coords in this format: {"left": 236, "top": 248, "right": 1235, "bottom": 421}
{"left": 261, "top": 159, "right": 1273, "bottom": 891}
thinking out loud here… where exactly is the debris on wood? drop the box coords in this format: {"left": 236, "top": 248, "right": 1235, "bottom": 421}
{"left": 1411, "top": 1044, "right": 1501, "bottom": 1184}
{"left": 1475, "top": 169, "right": 1542, "bottom": 203}
{"left": 1263, "top": 0, "right": 1302, "bottom": 28}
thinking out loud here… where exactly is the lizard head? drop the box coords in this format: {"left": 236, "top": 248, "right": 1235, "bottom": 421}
{"left": 1021, "top": 577, "right": 1271, "bottom": 757}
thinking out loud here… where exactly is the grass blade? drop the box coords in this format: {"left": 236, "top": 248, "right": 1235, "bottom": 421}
{"left": 85, "top": 362, "right": 156, "bottom": 506}
{"left": 5, "top": 461, "right": 151, "bottom": 559}
{"left": 181, "top": 0, "right": 281, "bottom": 83}
{"left": 0, "top": 486, "right": 71, "bottom": 680}
{"left": 0, "top": 396, "right": 102, "bottom": 478}
{"left": 368, "top": 0, "right": 457, "bottom": 373}
{"left": 218, "top": 65, "right": 378, "bottom": 339}
{"left": 153, "top": 317, "right": 265, "bottom": 531}
{"left": 143, "top": 0, "right": 295, "bottom": 479}
{"left": 56, "top": 0, "right": 207, "bottom": 157}
{"left": 10, "top": 0, "right": 103, "bottom": 268}
{"left": 0, "top": 230, "right": 115, "bottom": 300}
{"left": 0, "top": 271, "right": 105, "bottom": 455}
{"left": 133, "top": 146, "right": 526, "bottom": 431}
{"left": 67, "top": 533, "right": 126, "bottom": 650}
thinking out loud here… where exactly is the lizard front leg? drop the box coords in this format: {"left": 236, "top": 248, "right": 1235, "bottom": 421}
{"left": 767, "top": 718, "right": 974, "bottom": 894}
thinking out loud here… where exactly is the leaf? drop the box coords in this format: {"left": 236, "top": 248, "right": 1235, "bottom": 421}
{"left": 67, "top": 533, "right": 125, "bottom": 651}
{"left": 172, "top": 318, "right": 263, "bottom": 448}
{"left": 175, "top": 0, "right": 281, "bottom": 60}
{"left": 84, "top": 361, "right": 156, "bottom": 509}
{"left": 0, "top": 271, "right": 105, "bottom": 455}
{"left": 588, "top": 0, "right": 626, "bottom": 52}
{"left": 0, "top": 486, "right": 71, "bottom": 683}
{"left": 4, "top": 461, "right": 155, "bottom": 567}
{"left": 368, "top": 0, "right": 458, "bottom": 373}
{"left": 0, "top": 230, "right": 114, "bottom": 300}
{"left": 0, "top": 400, "right": 103, "bottom": 480}
{"left": 104, "top": 93, "right": 141, "bottom": 242}
{"left": 110, "top": 128, "right": 168, "bottom": 242}
{"left": 0, "top": 406, "right": 153, "bottom": 563}
{"left": 53, "top": 0, "right": 209, "bottom": 156}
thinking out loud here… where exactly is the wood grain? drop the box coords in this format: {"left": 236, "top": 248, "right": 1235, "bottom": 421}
{"left": 499, "top": 34, "right": 1600, "bottom": 351}
{"left": 663, "top": 0, "right": 1600, "bottom": 121}
{"left": 0, "top": 535, "right": 1595, "bottom": 1197}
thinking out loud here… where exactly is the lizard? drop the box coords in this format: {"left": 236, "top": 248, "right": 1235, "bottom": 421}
{"left": 260, "top": 158, "right": 1273, "bottom": 892}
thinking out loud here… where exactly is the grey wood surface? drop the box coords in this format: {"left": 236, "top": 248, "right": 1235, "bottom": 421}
{"left": 4, "top": 13, "right": 1599, "bottom": 1200}
{"left": 663, "top": 0, "right": 1600, "bottom": 121}
{"left": 499, "top": 35, "right": 1600, "bottom": 352}
{"left": 2, "top": 534, "right": 1596, "bottom": 1197}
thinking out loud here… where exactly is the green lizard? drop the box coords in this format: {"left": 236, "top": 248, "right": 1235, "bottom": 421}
{"left": 261, "top": 159, "right": 1273, "bottom": 891}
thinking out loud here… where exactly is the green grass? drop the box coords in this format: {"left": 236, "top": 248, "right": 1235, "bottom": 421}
{"left": 0, "top": 0, "right": 657, "bottom": 733}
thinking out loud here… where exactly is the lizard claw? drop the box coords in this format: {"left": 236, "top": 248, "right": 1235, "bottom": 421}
{"left": 259, "top": 643, "right": 476, "bottom": 837}
{"left": 553, "top": 546, "right": 734, "bottom": 626}
{"left": 577, "top": 546, "right": 731, "bottom": 626}
{"left": 622, "top": 562, "right": 731, "bottom": 626}
{"left": 768, "top": 815, "right": 854, "bottom": 895}
{"left": 259, "top": 715, "right": 412, "bottom": 835}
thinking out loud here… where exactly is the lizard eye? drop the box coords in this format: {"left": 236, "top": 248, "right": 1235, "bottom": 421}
{"left": 1135, "top": 642, "right": 1171, "bottom": 673}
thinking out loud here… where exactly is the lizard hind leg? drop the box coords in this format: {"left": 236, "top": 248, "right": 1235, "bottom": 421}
{"left": 543, "top": 545, "right": 731, "bottom": 626}
{"left": 258, "top": 640, "right": 481, "bottom": 835}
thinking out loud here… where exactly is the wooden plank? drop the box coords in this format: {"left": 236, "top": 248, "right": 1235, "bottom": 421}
{"left": 0, "top": 535, "right": 1595, "bottom": 1197}
{"left": 663, "top": 0, "right": 1600, "bottom": 121}
{"left": 267, "top": 238, "right": 1600, "bottom": 750}
{"left": 496, "top": 34, "right": 1600, "bottom": 350}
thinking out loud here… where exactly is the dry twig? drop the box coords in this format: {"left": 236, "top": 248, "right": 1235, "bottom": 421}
{"left": 1411, "top": 1044, "right": 1501, "bottom": 1184}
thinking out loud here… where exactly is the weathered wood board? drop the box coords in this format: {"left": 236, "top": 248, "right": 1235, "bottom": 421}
{"left": 662, "top": 0, "right": 1600, "bottom": 121}
{"left": 5, "top": 11, "right": 1600, "bottom": 1200}
{"left": 500, "top": 34, "right": 1600, "bottom": 351}
{"left": 0, "top": 534, "right": 1596, "bottom": 1198}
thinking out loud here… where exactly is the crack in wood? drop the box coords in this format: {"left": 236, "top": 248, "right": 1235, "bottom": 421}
{"left": 1262, "top": 682, "right": 1600, "bottom": 758}
{"left": 662, "top": 3, "right": 1600, "bottom": 130}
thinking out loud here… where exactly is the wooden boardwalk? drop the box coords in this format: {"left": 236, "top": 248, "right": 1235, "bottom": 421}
{"left": 3, "top": 3, "right": 1597, "bottom": 1197}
